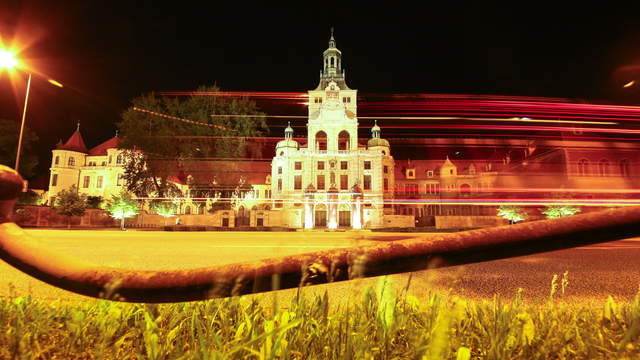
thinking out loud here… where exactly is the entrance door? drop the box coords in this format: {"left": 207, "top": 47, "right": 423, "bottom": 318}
{"left": 315, "top": 204, "right": 327, "bottom": 227}
{"left": 339, "top": 210, "right": 351, "bottom": 227}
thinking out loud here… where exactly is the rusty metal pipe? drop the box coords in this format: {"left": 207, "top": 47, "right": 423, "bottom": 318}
{"left": 1, "top": 164, "right": 640, "bottom": 303}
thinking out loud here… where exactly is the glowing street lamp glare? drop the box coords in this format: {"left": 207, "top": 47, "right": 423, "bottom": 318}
{"left": 0, "top": 49, "right": 18, "bottom": 70}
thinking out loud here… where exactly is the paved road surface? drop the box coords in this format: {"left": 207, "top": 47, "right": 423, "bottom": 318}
{"left": 1, "top": 229, "right": 639, "bottom": 304}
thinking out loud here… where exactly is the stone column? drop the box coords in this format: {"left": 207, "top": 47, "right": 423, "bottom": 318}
{"left": 327, "top": 186, "right": 338, "bottom": 229}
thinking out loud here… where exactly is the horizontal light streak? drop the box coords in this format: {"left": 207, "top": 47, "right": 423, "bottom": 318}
{"left": 159, "top": 91, "right": 307, "bottom": 99}
{"left": 133, "top": 106, "right": 231, "bottom": 131}
{"left": 210, "top": 114, "right": 616, "bottom": 126}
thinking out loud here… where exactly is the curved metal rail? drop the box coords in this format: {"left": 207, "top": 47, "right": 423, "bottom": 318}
{"left": 1, "top": 164, "right": 639, "bottom": 303}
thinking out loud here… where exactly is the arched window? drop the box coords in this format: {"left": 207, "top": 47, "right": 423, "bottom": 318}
{"left": 460, "top": 183, "right": 472, "bottom": 196}
{"left": 338, "top": 130, "right": 350, "bottom": 151}
{"left": 54, "top": 156, "right": 60, "bottom": 166}
{"left": 598, "top": 159, "right": 610, "bottom": 176}
{"left": 68, "top": 157, "right": 75, "bottom": 166}
{"left": 315, "top": 131, "right": 327, "bottom": 151}
{"left": 577, "top": 159, "right": 589, "bottom": 176}
{"left": 184, "top": 206, "right": 191, "bottom": 215}
{"left": 620, "top": 159, "right": 631, "bottom": 177}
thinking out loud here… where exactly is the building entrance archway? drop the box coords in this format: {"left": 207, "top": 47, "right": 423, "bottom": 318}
{"left": 315, "top": 204, "right": 327, "bottom": 227}
{"left": 338, "top": 204, "right": 351, "bottom": 227}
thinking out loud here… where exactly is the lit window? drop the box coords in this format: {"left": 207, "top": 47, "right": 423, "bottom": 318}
{"left": 364, "top": 175, "right": 371, "bottom": 190}
{"left": 340, "top": 174, "right": 348, "bottom": 190}
{"left": 97, "top": 176, "right": 103, "bottom": 188}
{"left": 598, "top": 159, "right": 610, "bottom": 176}
{"left": 317, "top": 174, "right": 325, "bottom": 190}
{"left": 317, "top": 161, "right": 325, "bottom": 170}
{"left": 83, "top": 176, "right": 90, "bottom": 188}
{"left": 278, "top": 167, "right": 282, "bottom": 175}
{"left": 295, "top": 161, "right": 302, "bottom": 170}
{"left": 277, "top": 179, "right": 282, "bottom": 191}
{"left": 294, "top": 175, "right": 302, "bottom": 190}
{"left": 578, "top": 159, "right": 589, "bottom": 176}
{"left": 620, "top": 159, "right": 631, "bottom": 177}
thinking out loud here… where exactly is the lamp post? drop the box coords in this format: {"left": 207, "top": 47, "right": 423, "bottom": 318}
{"left": 0, "top": 48, "right": 62, "bottom": 173}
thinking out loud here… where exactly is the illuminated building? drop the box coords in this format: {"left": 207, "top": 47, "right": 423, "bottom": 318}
{"left": 45, "top": 32, "right": 640, "bottom": 229}
{"left": 270, "top": 33, "right": 395, "bottom": 228}
{"left": 48, "top": 126, "right": 126, "bottom": 204}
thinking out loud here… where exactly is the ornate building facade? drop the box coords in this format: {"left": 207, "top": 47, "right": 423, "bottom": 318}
{"left": 270, "top": 34, "right": 395, "bottom": 229}
{"left": 48, "top": 126, "right": 126, "bottom": 204}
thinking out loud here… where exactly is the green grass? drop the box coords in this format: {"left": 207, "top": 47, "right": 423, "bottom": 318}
{"left": 0, "top": 277, "right": 639, "bottom": 359}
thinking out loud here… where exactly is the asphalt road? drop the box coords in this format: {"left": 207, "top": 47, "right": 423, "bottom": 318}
{"left": 1, "top": 229, "right": 639, "bottom": 304}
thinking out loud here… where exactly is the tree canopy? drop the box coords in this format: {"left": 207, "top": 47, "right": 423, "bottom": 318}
{"left": 103, "top": 192, "right": 140, "bottom": 230}
{"left": 116, "top": 85, "right": 268, "bottom": 198}
{"left": 497, "top": 205, "right": 528, "bottom": 223}
{"left": 53, "top": 186, "right": 87, "bottom": 228}
{"left": 542, "top": 205, "right": 581, "bottom": 219}
{"left": 0, "top": 119, "right": 39, "bottom": 178}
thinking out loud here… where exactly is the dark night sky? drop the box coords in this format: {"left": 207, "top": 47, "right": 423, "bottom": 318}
{"left": 3, "top": 1, "right": 640, "bottom": 177}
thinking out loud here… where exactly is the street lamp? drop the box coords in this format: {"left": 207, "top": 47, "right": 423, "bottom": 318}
{"left": 0, "top": 48, "right": 63, "bottom": 173}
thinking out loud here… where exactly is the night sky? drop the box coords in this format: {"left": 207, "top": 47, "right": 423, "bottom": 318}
{"left": 2, "top": 1, "right": 640, "bottom": 178}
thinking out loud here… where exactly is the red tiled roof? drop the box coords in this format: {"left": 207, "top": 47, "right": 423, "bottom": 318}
{"left": 58, "top": 130, "right": 88, "bottom": 153}
{"left": 89, "top": 136, "right": 119, "bottom": 156}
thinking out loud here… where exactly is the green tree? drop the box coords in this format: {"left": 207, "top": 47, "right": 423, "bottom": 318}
{"left": 542, "top": 205, "right": 581, "bottom": 219}
{"left": 103, "top": 192, "right": 140, "bottom": 230}
{"left": 497, "top": 205, "right": 527, "bottom": 224}
{"left": 116, "top": 85, "right": 267, "bottom": 198}
{"left": 153, "top": 201, "right": 176, "bottom": 226}
{"left": 0, "top": 119, "right": 39, "bottom": 178}
{"left": 53, "top": 185, "right": 87, "bottom": 229}
{"left": 17, "top": 189, "right": 44, "bottom": 206}
{"left": 86, "top": 196, "right": 104, "bottom": 209}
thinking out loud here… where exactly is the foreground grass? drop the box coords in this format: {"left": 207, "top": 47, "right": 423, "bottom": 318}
{"left": 0, "top": 279, "right": 639, "bottom": 359}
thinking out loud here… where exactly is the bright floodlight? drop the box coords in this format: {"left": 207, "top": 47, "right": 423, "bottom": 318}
{"left": 0, "top": 49, "right": 18, "bottom": 70}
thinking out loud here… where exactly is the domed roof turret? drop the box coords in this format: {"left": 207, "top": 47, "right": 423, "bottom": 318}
{"left": 276, "top": 121, "right": 299, "bottom": 150}
{"left": 367, "top": 120, "right": 390, "bottom": 148}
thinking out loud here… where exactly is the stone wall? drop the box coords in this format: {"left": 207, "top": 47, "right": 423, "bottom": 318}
{"left": 435, "top": 215, "right": 508, "bottom": 229}
{"left": 383, "top": 215, "right": 415, "bottom": 228}
{"left": 13, "top": 205, "right": 115, "bottom": 227}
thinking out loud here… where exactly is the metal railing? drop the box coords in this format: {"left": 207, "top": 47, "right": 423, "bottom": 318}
{"left": 1, "top": 164, "right": 640, "bottom": 303}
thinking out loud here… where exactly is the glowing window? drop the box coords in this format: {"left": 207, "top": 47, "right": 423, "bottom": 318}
{"left": 294, "top": 175, "right": 302, "bottom": 190}
{"left": 338, "top": 130, "right": 350, "bottom": 150}
{"left": 315, "top": 131, "right": 327, "bottom": 151}
{"left": 598, "top": 159, "right": 610, "bottom": 176}
{"left": 577, "top": 159, "right": 589, "bottom": 176}
{"left": 620, "top": 159, "right": 631, "bottom": 177}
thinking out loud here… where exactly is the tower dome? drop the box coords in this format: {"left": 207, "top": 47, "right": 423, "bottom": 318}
{"left": 276, "top": 121, "right": 299, "bottom": 150}
{"left": 367, "top": 120, "right": 390, "bottom": 149}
